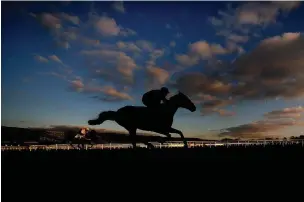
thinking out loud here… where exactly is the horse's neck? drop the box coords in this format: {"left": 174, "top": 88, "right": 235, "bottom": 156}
{"left": 166, "top": 101, "right": 179, "bottom": 116}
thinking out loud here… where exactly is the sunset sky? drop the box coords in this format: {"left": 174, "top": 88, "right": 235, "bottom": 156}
{"left": 2, "top": 1, "right": 304, "bottom": 139}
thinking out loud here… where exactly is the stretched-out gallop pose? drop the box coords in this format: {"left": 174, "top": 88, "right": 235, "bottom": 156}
{"left": 88, "top": 91, "right": 196, "bottom": 148}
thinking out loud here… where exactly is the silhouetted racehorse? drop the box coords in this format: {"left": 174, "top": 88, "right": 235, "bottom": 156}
{"left": 88, "top": 91, "right": 196, "bottom": 148}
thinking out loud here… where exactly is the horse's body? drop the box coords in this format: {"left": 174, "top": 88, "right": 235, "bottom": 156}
{"left": 88, "top": 92, "right": 196, "bottom": 148}
{"left": 116, "top": 105, "right": 175, "bottom": 132}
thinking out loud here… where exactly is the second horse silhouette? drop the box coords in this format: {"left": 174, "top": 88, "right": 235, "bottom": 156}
{"left": 88, "top": 91, "right": 196, "bottom": 148}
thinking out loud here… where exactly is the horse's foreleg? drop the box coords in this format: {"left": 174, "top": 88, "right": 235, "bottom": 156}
{"left": 169, "top": 127, "right": 188, "bottom": 148}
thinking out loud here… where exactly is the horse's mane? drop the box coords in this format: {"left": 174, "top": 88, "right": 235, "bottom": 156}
{"left": 169, "top": 92, "right": 188, "bottom": 101}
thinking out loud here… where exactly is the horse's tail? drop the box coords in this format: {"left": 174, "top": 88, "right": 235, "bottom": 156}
{"left": 88, "top": 111, "right": 116, "bottom": 125}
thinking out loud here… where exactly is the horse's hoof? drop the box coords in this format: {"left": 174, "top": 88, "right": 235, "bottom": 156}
{"left": 147, "top": 143, "right": 155, "bottom": 149}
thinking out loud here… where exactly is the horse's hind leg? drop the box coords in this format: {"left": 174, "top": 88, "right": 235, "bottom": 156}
{"left": 143, "top": 142, "right": 154, "bottom": 149}
{"left": 128, "top": 129, "right": 154, "bottom": 149}
{"left": 169, "top": 127, "right": 188, "bottom": 148}
{"left": 128, "top": 128, "right": 137, "bottom": 149}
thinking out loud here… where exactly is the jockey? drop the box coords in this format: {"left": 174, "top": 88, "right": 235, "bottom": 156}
{"left": 75, "top": 127, "right": 90, "bottom": 139}
{"left": 142, "top": 87, "right": 170, "bottom": 108}
{"left": 80, "top": 127, "right": 89, "bottom": 136}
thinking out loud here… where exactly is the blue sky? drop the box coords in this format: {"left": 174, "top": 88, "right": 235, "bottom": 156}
{"left": 2, "top": 1, "right": 304, "bottom": 139}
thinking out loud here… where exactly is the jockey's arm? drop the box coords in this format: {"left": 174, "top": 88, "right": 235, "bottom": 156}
{"left": 162, "top": 97, "right": 169, "bottom": 104}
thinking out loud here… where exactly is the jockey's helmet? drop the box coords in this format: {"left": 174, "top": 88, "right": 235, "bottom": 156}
{"left": 161, "top": 87, "right": 169, "bottom": 95}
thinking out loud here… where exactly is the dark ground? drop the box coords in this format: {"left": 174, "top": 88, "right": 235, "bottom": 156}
{"left": 2, "top": 145, "right": 304, "bottom": 197}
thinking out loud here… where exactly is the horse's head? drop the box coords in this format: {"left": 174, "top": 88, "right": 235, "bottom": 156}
{"left": 170, "top": 91, "right": 196, "bottom": 112}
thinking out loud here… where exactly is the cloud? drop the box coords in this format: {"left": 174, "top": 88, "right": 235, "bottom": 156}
{"left": 136, "top": 40, "right": 154, "bottom": 52}
{"left": 209, "top": 2, "right": 301, "bottom": 41}
{"left": 175, "top": 41, "right": 228, "bottom": 67}
{"left": 190, "top": 41, "right": 227, "bottom": 57}
{"left": 97, "top": 86, "right": 133, "bottom": 101}
{"left": 48, "top": 55, "right": 63, "bottom": 64}
{"left": 171, "top": 72, "right": 232, "bottom": 97}
{"left": 56, "top": 40, "right": 71, "bottom": 49}
{"left": 39, "top": 72, "right": 68, "bottom": 81}
{"left": 38, "top": 13, "right": 61, "bottom": 31}
{"left": 119, "top": 28, "right": 137, "bottom": 37}
{"left": 218, "top": 32, "right": 249, "bottom": 43}
{"left": 200, "top": 97, "right": 235, "bottom": 117}
{"left": 191, "top": 93, "right": 218, "bottom": 103}
{"left": 175, "top": 54, "right": 199, "bottom": 67}
{"left": 81, "top": 49, "right": 138, "bottom": 81}
{"left": 94, "top": 16, "right": 136, "bottom": 37}
{"left": 226, "top": 41, "right": 245, "bottom": 55}
{"left": 230, "top": 32, "right": 304, "bottom": 99}
{"left": 144, "top": 48, "right": 175, "bottom": 89}
{"left": 218, "top": 106, "right": 304, "bottom": 138}
{"left": 61, "top": 28, "right": 78, "bottom": 41}
{"left": 33, "top": 12, "right": 78, "bottom": 50}
{"left": 146, "top": 66, "right": 170, "bottom": 89}
{"left": 213, "top": 109, "right": 236, "bottom": 117}
{"left": 219, "top": 119, "right": 301, "bottom": 138}
{"left": 175, "top": 32, "right": 183, "bottom": 38}
{"left": 112, "top": 1, "right": 126, "bottom": 13}
{"left": 92, "top": 69, "right": 133, "bottom": 86}
{"left": 236, "top": 2, "right": 300, "bottom": 26}
{"left": 116, "top": 41, "right": 141, "bottom": 53}
{"left": 208, "top": 17, "right": 223, "bottom": 26}
{"left": 60, "top": 13, "right": 80, "bottom": 25}
{"left": 69, "top": 78, "right": 85, "bottom": 92}
{"left": 95, "top": 16, "right": 120, "bottom": 36}
{"left": 34, "top": 55, "right": 49, "bottom": 63}
{"left": 68, "top": 78, "right": 133, "bottom": 101}
{"left": 29, "top": 12, "right": 36, "bottom": 18}
{"left": 218, "top": 120, "right": 291, "bottom": 138}
{"left": 264, "top": 106, "right": 304, "bottom": 120}
{"left": 170, "top": 41, "right": 176, "bottom": 47}
{"left": 81, "top": 37, "right": 100, "bottom": 46}
{"left": 145, "top": 49, "right": 166, "bottom": 73}
{"left": 166, "top": 24, "right": 172, "bottom": 29}
{"left": 201, "top": 98, "right": 233, "bottom": 108}
{"left": 150, "top": 49, "right": 165, "bottom": 60}
{"left": 168, "top": 70, "right": 236, "bottom": 116}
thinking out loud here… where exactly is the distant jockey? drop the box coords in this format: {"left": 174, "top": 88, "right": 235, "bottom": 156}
{"left": 75, "top": 127, "right": 90, "bottom": 139}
